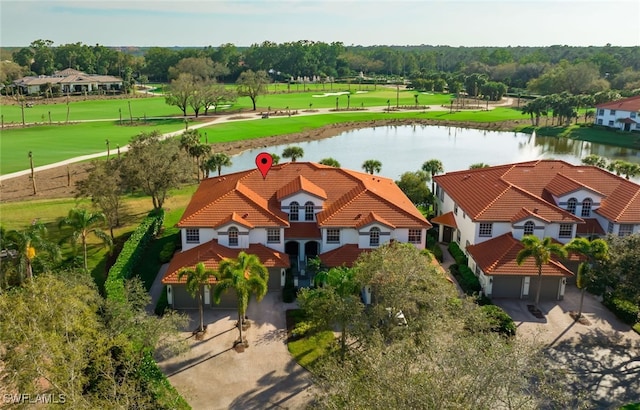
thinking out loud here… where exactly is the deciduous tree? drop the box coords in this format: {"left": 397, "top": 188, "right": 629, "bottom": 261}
{"left": 120, "top": 131, "right": 192, "bottom": 210}
{"left": 236, "top": 69, "right": 270, "bottom": 111}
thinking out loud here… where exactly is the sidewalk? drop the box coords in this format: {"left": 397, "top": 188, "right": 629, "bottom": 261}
{"left": 146, "top": 263, "right": 168, "bottom": 314}
{"left": 436, "top": 243, "right": 465, "bottom": 296}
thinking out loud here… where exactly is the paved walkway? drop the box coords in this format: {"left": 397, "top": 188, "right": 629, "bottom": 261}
{"left": 436, "top": 243, "right": 464, "bottom": 295}
{"left": 146, "top": 263, "right": 168, "bottom": 314}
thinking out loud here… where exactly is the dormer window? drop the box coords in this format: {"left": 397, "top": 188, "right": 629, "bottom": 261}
{"left": 289, "top": 201, "right": 299, "bottom": 221}
{"left": 304, "top": 201, "right": 315, "bottom": 221}
{"left": 567, "top": 198, "right": 577, "bottom": 215}
{"left": 369, "top": 227, "right": 381, "bottom": 247}
{"left": 524, "top": 221, "right": 534, "bottom": 236}
{"left": 581, "top": 198, "right": 592, "bottom": 217}
{"left": 228, "top": 227, "right": 239, "bottom": 246}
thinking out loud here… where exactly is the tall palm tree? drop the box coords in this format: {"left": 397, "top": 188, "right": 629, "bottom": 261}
{"left": 282, "top": 146, "right": 304, "bottom": 162}
{"left": 270, "top": 153, "right": 280, "bottom": 165}
{"left": 516, "top": 236, "right": 567, "bottom": 309}
{"left": 362, "top": 159, "right": 382, "bottom": 174}
{"left": 5, "top": 221, "right": 59, "bottom": 282}
{"left": 212, "top": 252, "right": 268, "bottom": 344}
{"left": 318, "top": 157, "right": 341, "bottom": 167}
{"left": 58, "top": 208, "right": 112, "bottom": 271}
{"left": 422, "top": 159, "right": 444, "bottom": 193}
{"left": 178, "top": 262, "right": 217, "bottom": 333}
{"left": 203, "top": 152, "right": 232, "bottom": 177}
{"left": 564, "top": 237, "right": 609, "bottom": 320}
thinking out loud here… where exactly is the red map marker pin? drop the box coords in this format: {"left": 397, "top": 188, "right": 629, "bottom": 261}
{"left": 255, "top": 152, "right": 273, "bottom": 179}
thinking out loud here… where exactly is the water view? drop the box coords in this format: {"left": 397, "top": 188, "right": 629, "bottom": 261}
{"left": 222, "top": 125, "right": 640, "bottom": 182}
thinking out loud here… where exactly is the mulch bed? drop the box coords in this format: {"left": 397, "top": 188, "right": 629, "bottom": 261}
{"left": 527, "top": 304, "right": 545, "bottom": 319}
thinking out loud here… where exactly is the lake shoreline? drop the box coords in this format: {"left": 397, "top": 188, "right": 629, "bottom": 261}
{"left": 0, "top": 118, "right": 523, "bottom": 203}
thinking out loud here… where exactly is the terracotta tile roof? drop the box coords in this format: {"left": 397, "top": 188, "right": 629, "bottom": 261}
{"left": 355, "top": 211, "right": 396, "bottom": 229}
{"left": 213, "top": 212, "right": 255, "bottom": 229}
{"left": 596, "top": 95, "right": 640, "bottom": 112}
{"left": 319, "top": 244, "right": 369, "bottom": 267}
{"left": 596, "top": 180, "right": 640, "bottom": 222}
{"left": 467, "top": 234, "right": 573, "bottom": 277}
{"left": 435, "top": 160, "right": 640, "bottom": 224}
{"left": 179, "top": 162, "right": 430, "bottom": 231}
{"left": 617, "top": 117, "right": 638, "bottom": 124}
{"left": 286, "top": 223, "right": 322, "bottom": 239}
{"left": 431, "top": 211, "right": 458, "bottom": 228}
{"left": 162, "top": 240, "right": 289, "bottom": 284}
{"left": 510, "top": 208, "right": 551, "bottom": 223}
{"left": 276, "top": 175, "right": 327, "bottom": 200}
{"left": 576, "top": 219, "right": 605, "bottom": 236}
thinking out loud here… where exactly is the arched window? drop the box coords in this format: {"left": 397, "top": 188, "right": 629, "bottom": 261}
{"left": 369, "top": 227, "right": 380, "bottom": 247}
{"left": 581, "top": 198, "right": 592, "bottom": 217}
{"left": 305, "top": 201, "right": 315, "bottom": 221}
{"left": 567, "top": 198, "right": 577, "bottom": 215}
{"left": 524, "top": 221, "right": 535, "bottom": 236}
{"left": 228, "top": 227, "right": 238, "bottom": 246}
{"left": 289, "top": 201, "right": 299, "bottom": 221}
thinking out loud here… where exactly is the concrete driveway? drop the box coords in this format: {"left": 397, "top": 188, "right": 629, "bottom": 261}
{"left": 493, "top": 285, "right": 640, "bottom": 408}
{"left": 157, "top": 292, "right": 314, "bottom": 410}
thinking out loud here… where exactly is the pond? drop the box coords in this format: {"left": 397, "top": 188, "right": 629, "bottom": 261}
{"left": 221, "top": 125, "right": 640, "bottom": 182}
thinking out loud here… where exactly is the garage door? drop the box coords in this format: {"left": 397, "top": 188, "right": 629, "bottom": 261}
{"left": 528, "top": 277, "right": 561, "bottom": 301}
{"left": 268, "top": 268, "right": 283, "bottom": 291}
{"left": 172, "top": 286, "right": 198, "bottom": 309}
{"left": 491, "top": 276, "right": 523, "bottom": 298}
{"left": 211, "top": 289, "right": 237, "bottom": 309}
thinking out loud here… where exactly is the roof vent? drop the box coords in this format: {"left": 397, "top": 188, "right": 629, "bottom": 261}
{"left": 355, "top": 213, "right": 362, "bottom": 219}
{"left": 533, "top": 208, "right": 538, "bottom": 214}
{"left": 242, "top": 213, "right": 249, "bottom": 218}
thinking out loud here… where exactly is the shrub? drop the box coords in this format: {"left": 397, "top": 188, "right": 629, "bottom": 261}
{"left": 458, "top": 265, "right": 481, "bottom": 294}
{"left": 481, "top": 304, "right": 516, "bottom": 337}
{"left": 283, "top": 269, "right": 296, "bottom": 303}
{"left": 429, "top": 243, "right": 443, "bottom": 262}
{"left": 105, "top": 210, "right": 164, "bottom": 303}
{"left": 154, "top": 285, "right": 170, "bottom": 316}
{"left": 603, "top": 295, "right": 639, "bottom": 325}
{"left": 448, "top": 242, "right": 468, "bottom": 266}
{"left": 291, "top": 321, "right": 314, "bottom": 339}
{"left": 476, "top": 293, "right": 493, "bottom": 306}
{"left": 158, "top": 241, "right": 176, "bottom": 264}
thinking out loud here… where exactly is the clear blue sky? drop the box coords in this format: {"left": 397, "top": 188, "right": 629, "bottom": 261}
{"left": 1, "top": 0, "right": 639, "bottom": 48}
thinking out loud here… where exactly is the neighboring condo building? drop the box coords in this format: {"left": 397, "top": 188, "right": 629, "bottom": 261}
{"left": 594, "top": 95, "right": 640, "bottom": 132}
{"left": 433, "top": 160, "right": 640, "bottom": 300}
{"left": 163, "top": 162, "right": 431, "bottom": 309}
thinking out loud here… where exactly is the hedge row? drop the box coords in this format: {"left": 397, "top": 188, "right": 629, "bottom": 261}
{"left": 104, "top": 210, "right": 164, "bottom": 302}
{"left": 450, "top": 264, "right": 481, "bottom": 295}
{"left": 603, "top": 295, "right": 639, "bottom": 325}
{"left": 448, "top": 242, "right": 468, "bottom": 266}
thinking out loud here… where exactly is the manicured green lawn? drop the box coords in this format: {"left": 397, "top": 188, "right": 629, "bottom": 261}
{"left": 0, "top": 96, "right": 184, "bottom": 124}
{"left": 516, "top": 124, "right": 640, "bottom": 150}
{"left": 201, "top": 107, "right": 528, "bottom": 145}
{"left": 0, "top": 118, "right": 186, "bottom": 174}
{"left": 288, "top": 329, "right": 336, "bottom": 369}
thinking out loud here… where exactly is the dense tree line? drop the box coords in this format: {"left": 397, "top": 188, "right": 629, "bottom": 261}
{"left": 4, "top": 39, "right": 640, "bottom": 98}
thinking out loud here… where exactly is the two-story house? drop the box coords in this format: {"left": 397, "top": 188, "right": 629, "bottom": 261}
{"left": 594, "top": 95, "right": 640, "bottom": 132}
{"left": 432, "top": 160, "right": 640, "bottom": 301}
{"left": 162, "top": 162, "right": 431, "bottom": 309}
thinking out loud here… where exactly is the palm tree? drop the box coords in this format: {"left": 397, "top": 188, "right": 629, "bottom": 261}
{"left": 362, "top": 159, "right": 382, "bottom": 174}
{"left": 270, "top": 153, "right": 280, "bottom": 165}
{"left": 58, "top": 208, "right": 112, "bottom": 271}
{"left": 422, "top": 159, "right": 444, "bottom": 193}
{"left": 564, "top": 237, "right": 609, "bottom": 320}
{"left": 178, "top": 262, "right": 217, "bottom": 333}
{"left": 318, "top": 157, "right": 341, "bottom": 167}
{"left": 5, "top": 221, "right": 59, "bottom": 282}
{"left": 581, "top": 154, "right": 607, "bottom": 169}
{"left": 469, "top": 162, "right": 490, "bottom": 169}
{"left": 212, "top": 252, "right": 268, "bottom": 345}
{"left": 282, "top": 146, "right": 304, "bottom": 162}
{"left": 516, "top": 236, "right": 567, "bottom": 310}
{"left": 203, "top": 152, "right": 232, "bottom": 177}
